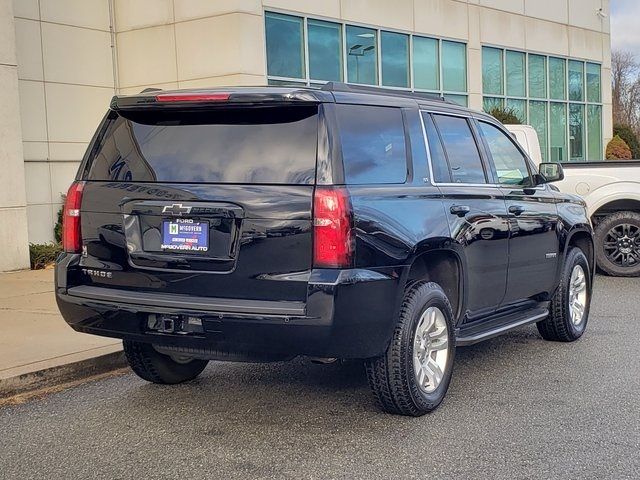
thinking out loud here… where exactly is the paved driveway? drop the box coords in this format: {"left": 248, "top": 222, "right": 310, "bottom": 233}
{"left": 1, "top": 276, "right": 639, "bottom": 479}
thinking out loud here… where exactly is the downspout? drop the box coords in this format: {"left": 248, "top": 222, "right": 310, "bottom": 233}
{"left": 108, "top": 0, "right": 119, "bottom": 94}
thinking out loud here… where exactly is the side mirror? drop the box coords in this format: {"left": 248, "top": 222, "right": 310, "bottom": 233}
{"left": 537, "top": 162, "right": 564, "bottom": 184}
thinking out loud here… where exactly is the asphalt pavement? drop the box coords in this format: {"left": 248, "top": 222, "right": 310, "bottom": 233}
{"left": 1, "top": 275, "right": 639, "bottom": 480}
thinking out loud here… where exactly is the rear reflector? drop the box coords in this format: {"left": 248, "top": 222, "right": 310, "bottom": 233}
{"left": 313, "top": 187, "right": 353, "bottom": 268}
{"left": 155, "top": 93, "right": 230, "bottom": 103}
{"left": 62, "top": 181, "right": 85, "bottom": 253}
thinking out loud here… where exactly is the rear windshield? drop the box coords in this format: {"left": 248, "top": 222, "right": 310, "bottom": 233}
{"left": 83, "top": 106, "right": 318, "bottom": 184}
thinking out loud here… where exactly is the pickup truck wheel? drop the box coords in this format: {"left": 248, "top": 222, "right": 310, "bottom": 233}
{"left": 365, "top": 282, "right": 455, "bottom": 416}
{"left": 123, "top": 340, "right": 209, "bottom": 384}
{"left": 537, "top": 248, "right": 591, "bottom": 342}
{"left": 594, "top": 211, "right": 640, "bottom": 277}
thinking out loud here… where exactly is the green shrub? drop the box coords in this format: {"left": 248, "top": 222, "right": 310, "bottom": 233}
{"left": 613, "top": 124, "right": 640, "bottom": 159}
{"left": 486, "top": 106, "right": 523, "bottom": 125}
{"left": 54, "top": 194, "right": 65, "bottom": 243}
{"left": 29, "top": 243, "right": 62, "bottom": 270}
{"left": 606, "top": 135, "right": 633, "bottom": 160}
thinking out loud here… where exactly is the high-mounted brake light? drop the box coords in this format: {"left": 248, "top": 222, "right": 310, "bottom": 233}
{"left": 155, "top": 93, "right": 230, "bottom": 103}
{"left": 62, "top": 181, "right": 85, "bottom": 253}
{"left": 313, "top": 187, "right": 353, "bottom": 268}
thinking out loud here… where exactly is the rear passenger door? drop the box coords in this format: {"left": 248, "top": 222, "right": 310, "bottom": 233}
{"left": 423, "top": 112, "right": 510, "bottom": 320}
{"left": 475, "top": 120, "right": 561, "bottom": 304}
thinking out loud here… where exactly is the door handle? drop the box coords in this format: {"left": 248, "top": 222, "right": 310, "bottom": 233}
{"left": 450, "top": 205, "right": 470, "bottom": 217}
{"left": 509, "top": 205, "right": 526, "bottom": 216}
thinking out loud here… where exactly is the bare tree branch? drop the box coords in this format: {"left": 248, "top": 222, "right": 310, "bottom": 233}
{"left": 612, "top": 50, "right": 640, "bottom": 133}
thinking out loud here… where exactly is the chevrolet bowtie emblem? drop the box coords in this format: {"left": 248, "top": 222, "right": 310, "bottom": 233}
{"left": 162, "top": 203, "right": 192, "bottom": 216}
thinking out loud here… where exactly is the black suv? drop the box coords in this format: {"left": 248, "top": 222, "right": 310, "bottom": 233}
{"left": 55, "top": 84, "right": 594, "bottom": 416}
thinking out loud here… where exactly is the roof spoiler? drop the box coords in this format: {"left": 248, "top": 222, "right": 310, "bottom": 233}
{"left": 110, "top": 88, "right": 331, "bottom": 110}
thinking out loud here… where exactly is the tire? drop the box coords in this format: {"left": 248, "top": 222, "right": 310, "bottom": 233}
{"left": 123, "top": 340, "right": 209, "bottom": 384}
{"left": 594, "top": 211, "right": 640, "bottom": 277}
{"left": 365, "top": 282, "right": 456, "bottom": 416}
{"left": 537, "top": 247, "right": 591, "bottom": 342}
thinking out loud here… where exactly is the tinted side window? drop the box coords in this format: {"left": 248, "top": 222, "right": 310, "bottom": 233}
{"left": 422, "top": 113, "right": 451, "bottom": 183}
{"left": 432, "top": 114, "right": 486, "bottom": 184}
{"left": 478, "top": 121, "right": 531, "bottom": 186}
{"left": 336, "top": 105, "right": 408, "bottom": 184}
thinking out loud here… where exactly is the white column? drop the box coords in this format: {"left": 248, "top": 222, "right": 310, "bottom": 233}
{"left": 0, "top": 0, "right": 29, "bottom": 271}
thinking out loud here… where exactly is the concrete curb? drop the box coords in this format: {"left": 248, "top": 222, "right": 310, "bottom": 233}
{"left": 0, "top": 351, "right": 128, "bottom": 399}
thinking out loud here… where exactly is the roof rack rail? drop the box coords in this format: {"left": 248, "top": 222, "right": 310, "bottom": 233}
{"left": 320, "top": 82, "right": 447, "bottom": 102}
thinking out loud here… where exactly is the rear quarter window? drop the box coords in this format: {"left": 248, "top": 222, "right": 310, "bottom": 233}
{"left": 335, "top": 104, "right": 408, "bottom": 184}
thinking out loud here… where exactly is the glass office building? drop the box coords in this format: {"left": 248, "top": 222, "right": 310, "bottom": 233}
{"left": 264, "top": 5, "right": 610, "bottom": 164}
{"left": 265, "top": 11, "right": 468, "bottom": 106}
{"left": 481, "top": 47, "right": 602, "bottom": 162}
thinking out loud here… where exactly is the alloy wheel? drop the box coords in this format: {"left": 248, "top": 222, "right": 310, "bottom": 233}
{"left": 568, "top": 265, "right": 588, "bottom": 326}
{"left": 413, "top": 306, "right": 449, "bottom": 394}
{"left": 603, "top": 223, "right": 640, "bottom": 268}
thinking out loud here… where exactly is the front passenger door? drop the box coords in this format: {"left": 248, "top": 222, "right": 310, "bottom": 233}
{"left": 476, "top": 120, "right": 560, "bottom": 305}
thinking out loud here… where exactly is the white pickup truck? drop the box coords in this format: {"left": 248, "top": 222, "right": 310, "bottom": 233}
{"left": 506, "top": 125, "right": 640, "bottom": 277}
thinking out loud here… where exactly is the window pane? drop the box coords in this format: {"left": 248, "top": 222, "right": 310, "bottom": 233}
{"left": 308, "top": 19, "right": 342, "bottom": 82}
{"left": 265, "top": 12, "right": 304, "bottom": 79}
{"left": 336, "top": 105, "right": 407, "bottom": 184}
{"left": 569, "top": 60, "right": 584, "bottom": 102}
{"left": 88, "top": 107, "right": 318, "bottom": 184}
{"left": 529, "top": 101, "right": 548, "bottom": 162}
{"left": 479, "top": 122, "right": 530, "bottom": 186}
{"left": 413, "top": 36, "right": 439, "bottom": 90}
{"left": 381, "top": 31, "right": 409, "bottom": 87}
{"left": 432, "top": 114, "right": 486, "bottom": 184}
{"left": 346, "top": 25, "right": 378, "bottom": 85}
{"left": 482, "top": 47, "right": 503, "bottom": 95}
{"left": 483, "top": 96, "right": 503, "bottom": 112}
{"left": 528, "top": 55, "right": 547, "bottom": 99}
{"left": 587, "top": 63, "right": 601, "bottom": 103}
{"left": 549, "top": 57, "right": 566, "bottom": 100}
{"left": 506, "top": 50, "right": 526, "bottom": 97}
{"left": 442, "top": 41, "right": 466, "bottom": 93}
{"left": 444, "top": 94, "right": 468, "bottom": 106}
{"left": 569, "top": 103, "right": 585, "bottom": 161}
{"left": 587, "top": 104, "right": 602, "bottom": 161}
{"left": 506, "top": 99, "right": 526, "bottom": 124}
{"left": 423, "top": 113, "right": 451, "bottom": 182}
{"left": 550, "top": 102, "right": 568, "bottom": 162}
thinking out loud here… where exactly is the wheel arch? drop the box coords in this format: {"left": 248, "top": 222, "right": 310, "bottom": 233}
{"left": 403, "top": 247, "right": 464, "bottom": 323}
{"left": 590, "top": 193, "right": 640, "bottom": 223}
{"left": 564, "top": 228, "right": 595, "bottom": 279}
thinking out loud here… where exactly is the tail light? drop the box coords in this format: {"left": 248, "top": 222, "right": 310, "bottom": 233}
{"left": 62, "top": 181, "right": 85, "bottom": 253}
{"left": 155, "top": 93, "right": 230, "bottom": 103}
{"left": 313, "top": 187, "right": 353, "bottom": 268}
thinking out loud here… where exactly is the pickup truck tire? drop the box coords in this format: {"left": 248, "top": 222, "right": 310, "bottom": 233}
{"left": 594, "top": 211, "right": 640, "bottom": 277}
{"left": 537, "top": 248, "right": 591, "bottom": 342}
{"left": 123, "top": 340, "right": 209, "bottom": 384}
{"left": 365, "top": 282, "right": 455, "bottom": 416}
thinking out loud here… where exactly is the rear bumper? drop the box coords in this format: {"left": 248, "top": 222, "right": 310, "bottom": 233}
{"left": 55, "top": 262, "right": 403, "bottom": 359}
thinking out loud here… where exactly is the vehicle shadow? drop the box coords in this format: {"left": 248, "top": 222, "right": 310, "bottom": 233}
{"left": 111, "top": 323, "right": 551, "bottom": 428}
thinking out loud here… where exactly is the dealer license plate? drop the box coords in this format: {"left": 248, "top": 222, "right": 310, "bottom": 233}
{"left": 161, "top": 219, "right": 209, "bottom": 253}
